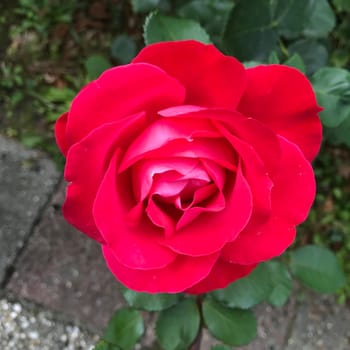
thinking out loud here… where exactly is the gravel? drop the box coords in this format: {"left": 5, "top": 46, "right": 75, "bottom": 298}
{"left": 0, "top": 298, "right": 99, "bottom": 350}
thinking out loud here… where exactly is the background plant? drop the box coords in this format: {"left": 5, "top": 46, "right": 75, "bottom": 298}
{"left": 1, "top": 0, "right": 349, "bottom": 348}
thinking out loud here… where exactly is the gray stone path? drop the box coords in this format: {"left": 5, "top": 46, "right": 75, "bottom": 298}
{"left": 1, "top": 134, "right": 350, "bottom": 349}
{"left": 0, "top": 135, "right": 59, "bottom": 283}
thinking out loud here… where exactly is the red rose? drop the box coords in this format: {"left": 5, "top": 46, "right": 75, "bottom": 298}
{"left": 55, "top": 40, "right": 322, "bottom": 294}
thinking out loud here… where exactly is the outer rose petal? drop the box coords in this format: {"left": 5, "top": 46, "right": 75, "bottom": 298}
{"left": 221, "top": 216, "right": 296, "bottom": 265}
{"left": 133, "top": 40, "right": 246, "bottom": 109}
{"left": 103, "top": 246, "right": 220, "bottom": 293}
{"left": 93, "top": 152, "right": 177, "bottom": 269}
{"left": 159, "top": 106, "right": 281, "bottom": 175}
{"left": 65, "top": 63, "right": 185, "bottom": 147}
{"left": 215, "top": 121, "right": 273, "bottom": 225}
{"left": 63, "top": 113, "right": 147, "bottom": 243}
{"left": 54, "top": 112, "right": 68, "bottom": 156}
{"left": 186, "top": 259, "right": 256, "bottom": 294}
{"left": 237, "top": 65, "right": 322, "bottom": 161}
{"left": 272, "top": 136, "right": 316, "bottom": 225}
{"left": 119, "top": 118, "right": 223, "bottom": 172}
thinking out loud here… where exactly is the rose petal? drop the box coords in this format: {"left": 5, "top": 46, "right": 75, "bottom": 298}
{"left": 186, "top": 259, "right": 257, "bottom": 294}
{"left": 63, "top": 113, "right": 146, "bottom": 242}
{"left": 158, "top": 105, "right": 246, "bottom": 126}
{"left": 103, "top": 245, "right": 220, "bottom": 293}
{"left": 133, "top": 158, "right": 210, "bottom": 201}
{"left": 272, "top": 136, "right": 316, "bottom": 225}
{"left": 237, "top": 65, "right": 322, "bottom": 161}
{"left": 160, "top": 163, "right": 252, "bottom": 256}
{"left": 225, "top": 117, "right": 281, "bottom": 176}
{"left": 122, "top": 139, "right": 236, "bottom": 176}
{"left": 215, "top": 121, "right": 273, "bottom": 225}
{"left": 201, "top": 159, "right": 226, "bottom": 190}
{"left": 54, "top": 112, "right": 69, "bottom": 156}
{"left": 65, "top": 63, "right": 186, "bottom": 147}
{"left": 159, "top": 107, "right": 280, "bottom": 177}
{"left": 133, "top": 40, "right": 246, "bottom": 109}
{"left": 151, "top": 173, "right": 188, "bottom": 199}
{"left": 176, "top": 187, "right": 226, "bottom": 230}
{"left": 93, "top": 152, "right": 177, "bottom": 269}
{"left": 175, "top": 183, "right": 218, "bottom": 211}
{"left": 119, "top": 118, "right": 223, "bottom": 172}
{"left": 221, "top": 216, "right": 296, "bottom": 265}
{"left": 146, "top": 196, "right": 176, "bottom": 238}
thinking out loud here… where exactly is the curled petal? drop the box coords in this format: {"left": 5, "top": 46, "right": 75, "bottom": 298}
{"left": 133, "top": 40, "right": 246, "bottom": 109}
{"left": 93, "top": 152, "right": 177, "bottom": 269}
{"left": 221, "top": 216, "right": 296, "bottom": 265}
{"left": 146, "top": 196, "right": 176, "bottom": 238}
{"left": 133, "top": 158, "right": 209, "bottom": 201}
{"left": 160, "top": 163, "right": 252, "bottom": 256}
{"left": 201, "top": 159, "right": 226, "bottom": 191}
{"left": 237, "top": 65, "right": 322, "bottom": 161}
{"left": 186, "top": 259, "right": 257, "bottom": 294}
{"left": 54, "top": 112, "right": 69, "bottom": 156}
{"left": 159, "top": 105, "right": 246, "bottom": 126}
{"left": 131, "top": 138, "right": 237, "bottom": 172}
{"left": 103, "top": 246, "right": 220, "bottom": 293}
{"left": 176, "top": 187, "right": 226, "bottom": 230}
{"left": 120, "top": 118, "right": 222, "bottom": 172}
{"left": 151, "top": 173, "right": 188, "bottom": 199}
{"left": 63, "top": 113, "right": 146, "bottom": 242}
{"left": 159, "top": 106, "right": 281, "bottom": 174}
{"left": 225, "top": 117, "right": 281, "bottom": 176}
{"left": 272, "top": 136, "right": 316, "bottom": 225}
{"left": 215, "top": 121, "right": 273, "bottom": 225}
{"left": 65, "top": 63, "right": 185, "bottom": 147}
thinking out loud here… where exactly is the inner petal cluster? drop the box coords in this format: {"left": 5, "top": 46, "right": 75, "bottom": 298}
{"left": 126, "top": 132, "right": 236, "bottom": 237}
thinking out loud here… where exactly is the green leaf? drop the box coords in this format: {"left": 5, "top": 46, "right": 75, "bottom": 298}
{"left": 223, "top": 0, "right": 279, "bottom": 61}
{"left": 284, "top": 53, "right": 306, "bottom": 74}
{"left": 268, "top": 51, "right": 280, "bottom": 64}
{"left": 212, "top": 263, "right": 273, "bottom": 309}
{"left": 156, "top": 299, "right": 200, "bottom": 350}
{"left": 243, "top": 61, "right": 263, "bottom": 68}
{"left": 121, "top": 288, "right": 179, "bottom": 311}
{"left": 94, "top": 340, "right": 121, "bottom": 350}
{"left": 144, "top": 12, "right": 211, "bottom": 45}
{"left": 290, "top": 245, "right": 346, "bottom": 293}
{"left": 265, "top": 261, "right": 292, "bottom": 306}
{"left": 103, "top": 308, "right": 144, "bottom": 350}
{"left": 177, "top": 0, "right": 234, "bottom": 42}
{"left": 303, "top": 0, "right": 336, "bottom": 37}
{"left": 275, "top": 0, "right": 310, "bottom": 39}
{"left": 131, "top": 0, "right": 160, "bottom": 13}
{"left": 223, "top": 0, "right": 334, "bottom": 61}
{"left": 311, "top": 67, "right": 350, "bottom": 127}
{"left": 111, "top": 35, "right": 137, "bottom": 64}
{"left": 202, "top": 299, "right": 257, "bottom": 346}
{"left": 333, "top": 0, "right": 350, "bottom": 12}
{"left": 288, "top": 39, "right": 328, "bottom": 74}
{"left": 44, "top": 87, "right": 76, "bottom": 103}
{"left": 85, "top": 55, "right": 112, "bottom": 80}
{"left": 324, "top": 116, "right": 350, "bottom": 146}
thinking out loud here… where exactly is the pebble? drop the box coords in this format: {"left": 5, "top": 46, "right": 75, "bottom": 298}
{"left": 0, "top": 298, "right": 99, "bottom": 350}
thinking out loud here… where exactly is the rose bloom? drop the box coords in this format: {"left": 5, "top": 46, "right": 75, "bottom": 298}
{"left": 55, "top": 40, "right": 322, "bottom": 294}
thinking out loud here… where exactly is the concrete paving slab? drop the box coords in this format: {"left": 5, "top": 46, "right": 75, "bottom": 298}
{"left": 0, "top": 297, "right": 98, "bottom": 350}
{"left": 7, "top": 181, "right": 125, "bottom": 331}
{"left": 0, "top": 135, "right": 59, "bottom": 284}
{"left": 286, "top": 293, "right": 350, "bottom": 350}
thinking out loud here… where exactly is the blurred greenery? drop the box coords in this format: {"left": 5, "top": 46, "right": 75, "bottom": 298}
{"left": 0, "top": 0, "right": 349, "bottom": 301}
